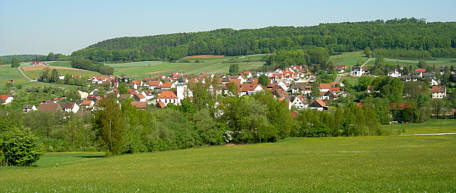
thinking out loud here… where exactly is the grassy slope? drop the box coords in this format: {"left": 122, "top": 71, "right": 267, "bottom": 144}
{"left": 329, "top": 51, "right": 368, "bottom": 69}
{"left": 0, "top": 64, "right": 29, "bottom": 90}
{"left": 20, "top": 62, "right": 101, "bottom": 80}
{"left": 365, "top": 57, "right": 456, "bottom": 68}
{"left": 1, "top": 133, "right": 455, "bottom": 192}
{"left": 106, "top": 55, "right": 266, "bottom": 79}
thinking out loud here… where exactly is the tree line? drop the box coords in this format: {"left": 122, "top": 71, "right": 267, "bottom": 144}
{"left": 71, "top": 18, "right": 456, "bottom": 61}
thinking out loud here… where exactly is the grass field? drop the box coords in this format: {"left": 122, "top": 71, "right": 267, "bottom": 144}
{"left": 105, "top": 55, "right": 266, "bottom": 79}
{"left": 329, "top": 51, "right": 368, "bottom": 69}
{"left": 20, "top": 62, "right": 101, "bottom": 80}
{"left": 365, "top": 57, "right": 456, "bottom": 68}
{"left": 382, "top": 119, "right": 456, "bottom": 135}
{"left": 0, "top": 64, "right": 29, "bottom": 90}
{"left": 1, "top": 120, "right": 455, "bottom": 192}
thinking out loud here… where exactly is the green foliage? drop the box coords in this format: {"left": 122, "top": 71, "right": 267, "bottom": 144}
{"left": 374, "top": 48, "right": 433, "bottom": 59}
{"left": 71, "top": 57, "right": 114, "bottom": 75}
{"left": 73, "top": 18, "right": 456, "bottom": 61}
{"left": 118, "top": 82, "right": 129, "bottom": 94}
{"left": 92, "top": 97, "right": 126, "bottom": 155}
{"left": 364, "top": 47, "right": 372, "bottom": 57}
{"left": 0, "top": 127, "right": 42, "bottom": 166}
{"left": 265, "top": 48, "right": 329, "bottom": 71}
{"left": 228, "top": 63, "right": 239, "bottom": 74}
{"left": 258, "top": 74, "right": 269, "bottom": 87}
{"left": 10, "top": 57, "right": 20, "bottom": 68}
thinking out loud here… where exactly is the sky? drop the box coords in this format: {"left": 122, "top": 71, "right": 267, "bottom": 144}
{"left": 0, "top": 0, "right": 455, "bottom": 56}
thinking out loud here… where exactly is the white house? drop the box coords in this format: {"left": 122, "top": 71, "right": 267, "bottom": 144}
{"left": 388, "top": 70, "right": 401, "bottom": 78}
{"left": 22, "top": 105, "right": 37, "bottom": 112}
{"left": 351, "top": 66, "right": 366, "bottom": 77}
{"left": 432, "top": 86, "right": 446, "bottom": 99}
{"left": 157, "top": 91, "right": 179, "bottom": 106}
{"left": 0, "top": 95, "right": 13, "bottom": 105}
{"left": 60, "top": 102, "right": 79, "bottom": 113}
{"left": 289, "top": 95, "right": 308, "bottom": 110}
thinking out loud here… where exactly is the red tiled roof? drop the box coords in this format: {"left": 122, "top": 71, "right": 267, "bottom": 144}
{"left": 415, "top": 69, "right": 426, "bottom": 73}
{"left": 315, "top": 99, "right": 326, "bottom": 107}
{"left": 157, "top": 101, "right": 165, "bottom": 108}
{"left": 161, "top": 82, "right": 173, "bottom": 88}
{"left": 148, "top": 81, "right": 161, "bottom": 86}
{"left": 38, "top": 103, "right": 62, "bottom": 113}
{"left": 330, "top": 87, "right": 341, "bottom": 92}
{"left": 432, "top": 86, "right": 445, "bottom": 93}
{"left": 0, "top": 94, "right": 12, "bottom": 101}
{"left": 157, "top": 91, "right": 177, "bottom": 99}
{"left": 320, "top": 83, "right": 330, "bottom": 89}
{"left": 131, "top": 101, "right": 147, "bottom": 109}
{"left": 81, "top": 100, "right": 93, "bottom": 106}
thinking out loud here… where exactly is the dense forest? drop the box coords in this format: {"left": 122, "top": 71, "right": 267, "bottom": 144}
{"left": 71, "top": 18, "right": 456, "bottom": 62}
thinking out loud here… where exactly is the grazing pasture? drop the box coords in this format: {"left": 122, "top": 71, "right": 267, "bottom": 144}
{"left": 1, "top": 133, "right": 455, "bottom": 192}
{"left": 20, "top": 63, "right": 101, "bottom": 80}
{"left": 382, "top": 119, "right": 456, "bottom": 135}
{"left": 329, "top": 51, "right": 368, "bottom": 69}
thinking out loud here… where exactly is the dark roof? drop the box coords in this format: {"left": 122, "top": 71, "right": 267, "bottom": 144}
{"left": 38, "top": 103, "right": 62, "bottom": 113}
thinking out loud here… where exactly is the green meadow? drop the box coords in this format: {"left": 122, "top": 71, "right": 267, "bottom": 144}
{"left": 365, "top": 57, "right": 456, "bottom": 68}
{"left": 105, "top": 55, "right": 266, "bottom": 79}
{"left": 1, "top": 119, "right": 455, "bottom": 193}
{"left": 0, "top": 64, "right": 28, "bottom": 90}
{"left": 329, "top": 51, "right": 368, "bottom": 69}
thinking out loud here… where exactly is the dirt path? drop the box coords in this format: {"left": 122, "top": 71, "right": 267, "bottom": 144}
{"left": 17, "top": 66, "right": 36, "bottom": 82}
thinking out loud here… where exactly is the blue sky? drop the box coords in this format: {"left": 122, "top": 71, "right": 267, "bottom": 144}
{"left": 0, "top": 0, "right": 455, "bottom": 56}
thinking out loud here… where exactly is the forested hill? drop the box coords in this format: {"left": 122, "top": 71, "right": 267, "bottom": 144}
{"left": 72, "top": 18, "right": 456, "bottom": 62}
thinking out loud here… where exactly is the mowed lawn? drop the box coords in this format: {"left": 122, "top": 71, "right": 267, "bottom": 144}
{"left": 1, "top": 134, "right": 456, "bottom": 192}
{"left": 106, "top": 55, "right": 265, "bottom": 79}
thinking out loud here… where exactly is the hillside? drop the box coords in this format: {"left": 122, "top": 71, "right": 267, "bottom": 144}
{"left": 1, "top": 134, "right": 455, "bottom": 192}
{"left": 72, "top": 18, "right": 456, "bottom": 62}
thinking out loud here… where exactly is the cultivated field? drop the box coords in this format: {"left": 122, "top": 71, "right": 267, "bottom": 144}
{"left": 105, "top": 55, "right": 266, "bottom": 79}
{"left": 20, "top": 63, "right": 101, "bottom": 80}
{"left": 1, "top": 119, "right": 455, "bottom": 192}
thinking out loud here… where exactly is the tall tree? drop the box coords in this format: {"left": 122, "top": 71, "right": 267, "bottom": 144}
{"left": 10, "top": 57, "right": 19, "bottom": 68}
{"left": 92, "top": 97, "right": 126, "bottom": 155}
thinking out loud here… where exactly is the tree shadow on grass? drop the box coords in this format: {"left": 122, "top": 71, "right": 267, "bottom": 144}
{"left": 76, "top": 155, "right": 106, "bottom": 159}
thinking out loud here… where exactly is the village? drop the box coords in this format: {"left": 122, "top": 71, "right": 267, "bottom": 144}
{"left": 1, "top": 63, "right": 453, "bottom": 117}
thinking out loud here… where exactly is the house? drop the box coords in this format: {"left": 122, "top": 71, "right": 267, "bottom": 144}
{"left": 432, "top": 86, "right": 446, "bottom": 99}
{"left": 133, "top": 93, "right": 146, "bottom": 102}
{"left": 289, "top": 95, "right": 308, "bottom": 110}
{"left": 147, "top": 80, "right": 162, "bottom": 90}
{"left": 131, "top": 80, "right": 143, "bottom": 89}
{"left": 38, "top": 103, "right": 63, "bottom": 113}
{"left": 60, "top": 102, "right": 79, "bottom": 113}
{"left": 334, "top": 65, "right": 346, "bottom": 73}
{"left": 157, "top": 91, "right": 179, "bottom": 106}
{"left": 239, "top": 83, "right": 263, "bottom": 96}
{"left": 351, "top": 66, "right": 366, "bottom": 77}
{"left": 319, "top": 83, "right": 330, "bottom": 93}
{"left": 22, "top": 105, "right": 37, "bottom": 112}
{"left": 290, "top": 84, "right": 307, "bottom": 94}
{"left": 78, "top": 90, "right": 89, "bottom": 100}
{"left": 80, "top": 100, "right": 95, "bottom": 109}
{"left": 160, "top": 82, "right": 174, "bottom": 90}
{"left": 131, "top": 101, "right": 147, "bottom": 110}
{"left": 0, "top": 94, "right": 13, "bottom": 105}
{"left": 309, "top": 99, "right": 327, "bottom": 111}
{"left": 388, "top": 70, "right": 401, "bottom": 78}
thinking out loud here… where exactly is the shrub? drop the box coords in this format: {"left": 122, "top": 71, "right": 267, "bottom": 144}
{"left": 0, "top": 127, "right": 43, "bottom": 166}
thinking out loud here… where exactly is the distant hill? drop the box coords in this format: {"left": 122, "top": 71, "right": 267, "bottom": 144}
{"left": 72, "top": 18, "right": 456, "bottom": 62}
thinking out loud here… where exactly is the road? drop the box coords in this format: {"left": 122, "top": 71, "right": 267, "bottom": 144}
{"left": 17, "top": 66, "right": 37, "bottom": 82}
{"left": 335, "top": 58, "right": 373, "bottom": 82}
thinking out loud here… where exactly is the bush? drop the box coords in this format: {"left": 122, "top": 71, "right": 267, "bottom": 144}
{"left": 0, "top": 127, "right": 43, "bottom": 166}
